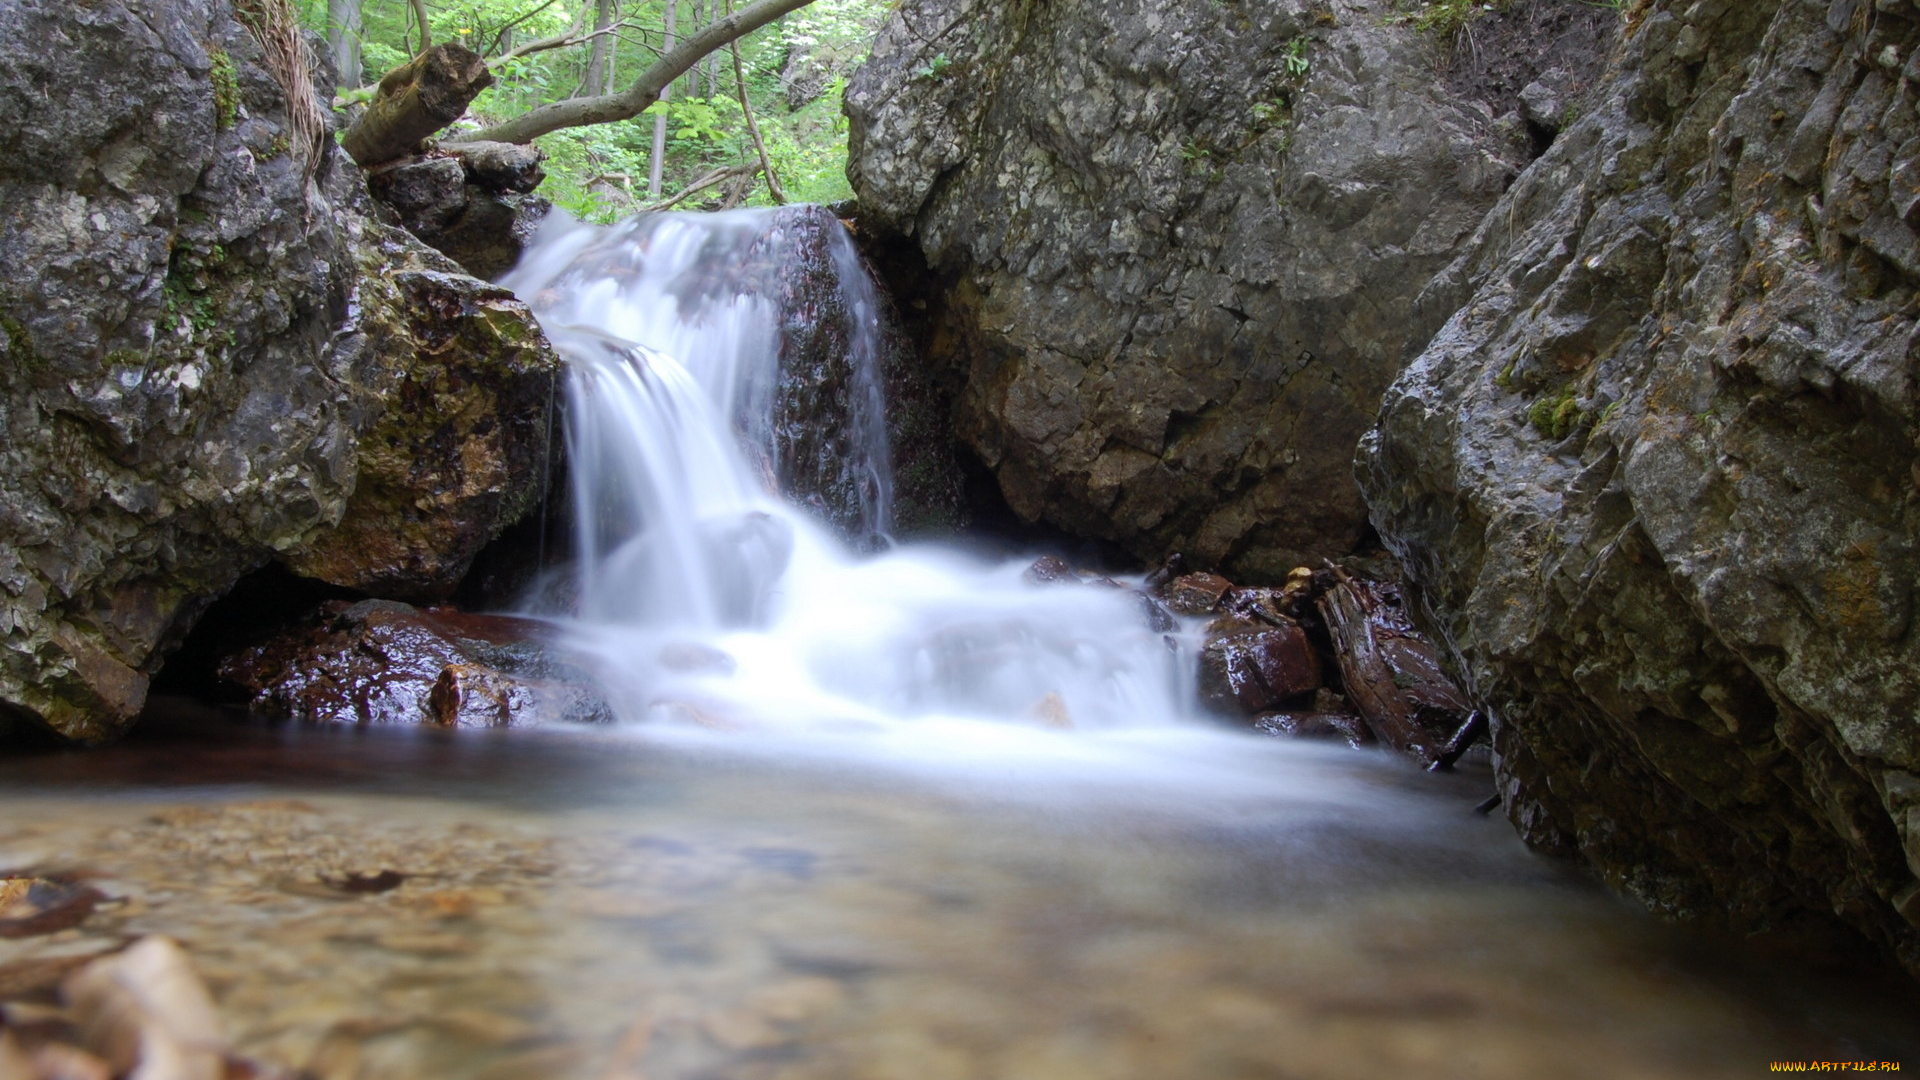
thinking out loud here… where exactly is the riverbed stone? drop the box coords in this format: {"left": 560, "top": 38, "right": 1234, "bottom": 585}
{"left": 847, "top": 0, "right": 1616, "bottom": 579}
{"left": 1361, "top": 0, "right": 1920, "bottom": 974}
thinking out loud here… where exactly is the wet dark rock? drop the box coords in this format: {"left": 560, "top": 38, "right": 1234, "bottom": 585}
{"left": 1162, "top": 574, "right": 1234, "bottom": 618}
{"left": 217, "top": 600, "right": 611, "bottom": 727}
{"left": 757, "top": 206, "right": 965, "bottom": 543}
{"left": 847, "top": 0, "right": 1617, "bottom": 578}
{"left": 1360, "top": 0, "right": 1920, "bottom": 972}
{"left": 1316, "top": 572, "right": 1470, "bottom": 764}
{"left": 0, "top": 0, "right": 354, "bottom": 741}
{"left": 1022, "top": 556, "right": 1077, "bottom": 586}
{"left": 1197, "top": 614, "right": 1321, "bottom": 716}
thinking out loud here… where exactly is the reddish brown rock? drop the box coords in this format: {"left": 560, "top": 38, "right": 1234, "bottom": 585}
{"left": 217, "top": 600, "right": 611, "bottom": 727}
{"left": 1022, "top": 555, "right": 1077, "bottom": 585}
{"left": 1197, "top": 614, "right": 1321, "bottom": 716}
{"left": 1162, "top": 573, "right": 1234, "bottom": 617}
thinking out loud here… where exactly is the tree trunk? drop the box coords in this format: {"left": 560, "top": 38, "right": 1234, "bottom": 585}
{"left": 648, "top": 0, "right": 676, "bottom": 197}
{"left": 577, "top": 0, "right": 616, "bottom": 98}
{"left": 341, "top": 43, "right": 493, "bottom": 168}
{"left": 326, "top": 0, "right": 363, "bottom": 89}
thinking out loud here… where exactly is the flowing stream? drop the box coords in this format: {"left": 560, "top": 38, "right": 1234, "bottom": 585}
{"left": 2, "top": 209, "right": 1917, "bottom": 1078}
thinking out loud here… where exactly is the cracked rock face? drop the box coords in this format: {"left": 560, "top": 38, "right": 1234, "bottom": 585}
{"left": 0, "top": 0, "right": 556, "bottom": 741}
{"left": 846, "top": 0, "right": 1577, "bottom": 578}
{"left": 1362, "top": 0, "right": 1920, "bottom": 974}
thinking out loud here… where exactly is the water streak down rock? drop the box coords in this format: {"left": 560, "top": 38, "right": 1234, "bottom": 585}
{"left": 846, "top": 0, "right": 1593, "bottom": 578}
{"left": 0, "top": 0, "right": 557, "bottom": 741}
{"left": 1362, "top": 0, "right": 1920, "bottom": 973}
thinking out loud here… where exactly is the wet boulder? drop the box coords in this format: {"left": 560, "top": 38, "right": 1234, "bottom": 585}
{"left": 1161, "top": 573, "right": 1234, "bottom": 617}
{"left": 1359, "top": 0, "right": 1920, "bottom": 972}
{"left": 1315, "top": 570, "right": 1470, "bottom": 763}
{"left": 1197, "top": 615, "right": 1321, "bottom": 716}
{"left": 280, "top": 261, "right": 563, "bottom": 604}
{"left": 217, "top": 600, "right": 611, "bottom": 727}
{"left": 0, "top": 0, "right": 563, "bottom": 742}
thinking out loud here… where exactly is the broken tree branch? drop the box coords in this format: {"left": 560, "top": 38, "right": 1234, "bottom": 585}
{"left": 449, "top": 0, "right": 819, "bottom": 146}
{"left": 341, "top": 42, "right": 493, "bottom": 167}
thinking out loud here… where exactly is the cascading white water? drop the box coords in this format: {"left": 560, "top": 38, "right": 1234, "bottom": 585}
{"left": 502, "top": 208, "right": 1191, "bottom": 737}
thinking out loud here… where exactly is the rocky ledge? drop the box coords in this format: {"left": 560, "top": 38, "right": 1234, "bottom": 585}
{"left": 1363, "top": 0, "right": 1920, "bottom": 974}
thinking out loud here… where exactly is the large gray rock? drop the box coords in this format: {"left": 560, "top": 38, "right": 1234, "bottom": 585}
{"left": 0, "top": 0, "right": 556, "bottom": 741}
{"left": 846, "top": 0, "right": 1603, "bottom": 578}
{"left": 1362, "top": 0, "right": 1920, "bottom": 974}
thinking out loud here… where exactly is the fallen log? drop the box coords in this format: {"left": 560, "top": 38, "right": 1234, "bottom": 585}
{"left": 342, "top": 44, "right": 493, "bottom": 168}
{"left": 1316, "top": 566, "right": 1473, "bottom": 764}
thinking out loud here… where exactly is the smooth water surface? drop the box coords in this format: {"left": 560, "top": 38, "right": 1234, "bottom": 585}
{"left": 2, "top": 709, "right": 1917, "bottom": 1079}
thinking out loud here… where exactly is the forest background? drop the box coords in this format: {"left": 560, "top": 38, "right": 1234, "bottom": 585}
{"left": 301, "top": 0, "right": 890, "bottom": 218}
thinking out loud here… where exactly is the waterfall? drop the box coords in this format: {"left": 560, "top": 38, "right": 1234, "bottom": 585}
{"left": 503, "top": 208, "right": 1188, "bottom": 735}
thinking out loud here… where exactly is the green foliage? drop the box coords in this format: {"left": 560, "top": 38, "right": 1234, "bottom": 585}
{"left": 912, "top": 52, "right": 952, "bottom": 80}
{"left": 210, "top": 47, "right": 239, "bottom": 129}
{"left": 1527, "top": 383, "right": 1591, "bottom": 441}
{"left": 1283, "top": 36, "right": 1309, "bottom": 79}
{"left": 1394, "top": 0, "right": 1512, "bottom": 36}
{"left": 302, "top": 0, "right": 888, "bottom": 218}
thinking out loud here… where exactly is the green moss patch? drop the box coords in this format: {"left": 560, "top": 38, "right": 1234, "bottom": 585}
{"left": 210, "top": 47, "right": 238, "bottom": 130}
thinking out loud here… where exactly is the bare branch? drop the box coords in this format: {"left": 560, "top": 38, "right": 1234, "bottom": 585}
{"left": 492, "top": 22, "right": 623, "bottom": 65}
{"left": 486, "top": 0, "right": 561, "bottom": 56}
{"left": 449, "top": 0, "right": 819, "bottom": 146}
{"left": 410, "top": 0, "right": 432, "bottom": 49}
{"left": 639, "top": 165, "right": 756, "bottom": 212}
{"left": 728, "top": 1, "right": 784, "bottom": 205}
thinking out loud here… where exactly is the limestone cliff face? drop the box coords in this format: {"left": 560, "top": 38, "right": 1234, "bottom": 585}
{"left": 1362, "top": 0, "right": 1920, "bottom": 972}
{"left": 846, "top": 0, "right": 1598, "bottom": 578}
{"left": 0, "top": 0, "right": 556, "bottom": 741}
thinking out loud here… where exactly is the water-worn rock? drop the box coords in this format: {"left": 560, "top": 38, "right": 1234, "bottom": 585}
{"left": 280, "top": 255, "right": 562, "bottom": 603}
{"left": 0, "top": 0, "right": 557, "bottom": 741}
{"left": 217, "top": 599, "right": 612, "bottom": 727}
{"left": 1197, "top": 614, "right": 1321, "bottom": 716}
{"left": 847, "top": 0, "right": 1611, "bottom": 578}
{"left": 1361, "top": 0, "right": 1920, "bottom": 973}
